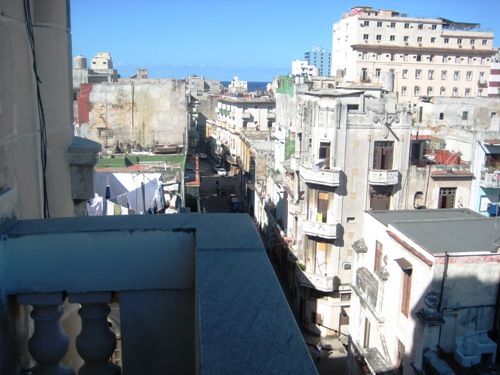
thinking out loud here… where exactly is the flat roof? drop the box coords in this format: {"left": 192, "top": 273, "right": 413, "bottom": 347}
{"left": 368, "top": 209, "right": 499, "bottom": 255}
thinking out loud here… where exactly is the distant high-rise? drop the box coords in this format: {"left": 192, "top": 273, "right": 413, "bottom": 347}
{"left": 304, "top": 46, "right": 331, "bottom": 76}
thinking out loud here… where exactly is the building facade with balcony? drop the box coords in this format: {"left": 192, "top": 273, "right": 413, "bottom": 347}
{"left": 269, "top": 78, "right": 411, "bottom": 338}
{"left": 331, "top": 6, "right": 494, "bottom": 101}
{"left": 350, "top": 209, "right": 499, "bottom": 375}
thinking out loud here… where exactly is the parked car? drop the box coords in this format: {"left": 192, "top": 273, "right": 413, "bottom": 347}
{"left": 216, "top": 168, "right": 227, "bottom": 177}
{"left": 199, "top": 153, "right": 207, "bottom": 159}
{"left": 212, "top": 164, "right": 222, "bottom": 173}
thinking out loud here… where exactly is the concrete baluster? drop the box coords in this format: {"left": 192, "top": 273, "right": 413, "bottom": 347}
{"left": 68, "top": 292, "right": 120, "bottom": 375}
{"left": 17, "top": 293, "right": 74, "bottom": 375}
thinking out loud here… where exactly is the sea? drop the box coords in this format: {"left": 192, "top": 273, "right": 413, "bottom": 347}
{"left": 221, "top": 81, "right": 269, "bottom": 92}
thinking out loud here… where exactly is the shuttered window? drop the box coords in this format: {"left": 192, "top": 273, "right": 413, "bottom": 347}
{"left": 401, "top": 270, "right": 412, "bottom": 317}
{"left": 373, "top": 141, "right": 394, "bottom": 169}
{"left": 374, "top": 241, "right": 383, "bottom": 272}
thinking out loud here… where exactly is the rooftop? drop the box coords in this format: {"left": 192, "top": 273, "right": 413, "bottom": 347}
{"left": 368, "top": 209, "right": 500, "bottom": 255}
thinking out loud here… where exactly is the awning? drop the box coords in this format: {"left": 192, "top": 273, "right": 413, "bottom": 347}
{"left": 395, "top": 258, "right": 413, "bottom": 272}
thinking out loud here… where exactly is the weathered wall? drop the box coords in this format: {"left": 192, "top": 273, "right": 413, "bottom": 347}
{"left": 78, "top": 80, "right": 187, "bottom": 149}
{"left": 0, "top": 0, "right": 74, "bottom": 221}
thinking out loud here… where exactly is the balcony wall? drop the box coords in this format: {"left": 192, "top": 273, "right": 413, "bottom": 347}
{"left": 480, "top": 171, "right": 500, "bottom": 189}
{"left": 0, "top": 214, "right": 317, "bottom": 375}
{"left": 295, "top": 267, "right": 339, "bottom": 293}
{"left": 300, "top": 162, "right": 340, "bottom": 187}
{"left": 302, "top": 219, "right": 338, "bottom": 239}
{"left": 368, "top": 169, "right": 399, "bottom": 186}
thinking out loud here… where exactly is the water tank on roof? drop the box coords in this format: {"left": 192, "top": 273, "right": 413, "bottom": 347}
{"left": 74, "top": 55, "right": 87, "bottom": 69}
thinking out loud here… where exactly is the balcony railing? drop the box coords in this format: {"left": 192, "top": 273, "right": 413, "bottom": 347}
{"left": 302, "top": 219, "right": 338, "bottom": 239}
{"left": 368, "top": 169, "right": 399, "bottom": 186}
{"left": 300, "top": 156, "right": 341, "bottom": 187}
{"left": 480, "top": 170, "right": 500, "bottom": 188}
{"left": 296, "top": 267, "right": 338, "bottom": 292}
{"left": 1, "top": 215, "right": 316, "bottom": 374}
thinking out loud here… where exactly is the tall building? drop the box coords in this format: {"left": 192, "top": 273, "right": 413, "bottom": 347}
{"left": 304, "top": 46, "right": 331, "bottom": 76}
{"left": 331, "top": 6, "right": 494, "bottom": 101}
{"left": 291, "top": 60, "right": 319, "bottom": 77}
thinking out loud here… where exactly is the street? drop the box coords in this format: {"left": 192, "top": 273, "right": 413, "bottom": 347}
{"left": 199, "top": 158, "right": 244, "bottom": 213}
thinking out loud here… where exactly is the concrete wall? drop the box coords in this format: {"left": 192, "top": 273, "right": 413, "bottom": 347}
{"left": 0, "top": 0, "right": 74, "bottom": 221}
{"left": 78, "top": 80, "right": 187, "bottom": 149}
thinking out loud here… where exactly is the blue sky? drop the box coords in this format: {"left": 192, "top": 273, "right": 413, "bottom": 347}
{"left": 71, "top": 0, "right": 500, "bottom": 82}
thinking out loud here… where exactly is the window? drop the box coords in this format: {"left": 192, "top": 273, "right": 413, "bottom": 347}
{"left": 390, "top": 22, "right": 396, "bottom": 28}
{"left": 467, "top": 57, "right": 472, "bottom": 64}
{"left": 432, "top": 24, "right": 437, "bottom": 30}
{"left": 361, "top": 68, "right": 368, "bottom": 81}
{"left": 370, "top": 186, "right": 391, "bottom": 210}
{"left": 465, "top": 88, "right": 471, "bottom": 97}
{"left": 452, "top": 87, "right": 459, "bottom": 96}
{"left": 427, "top": 87, "right": 433, "bottom": 96}
{"left": 482, "top": 39, "right": 487, "bottom": 45}
{"left": 363, "top": 318, "right": 371, "bottom": 349}
{"left": 466, "top": 71, "right": 472, "bottom": 80}
{"left": 417, "top": 36, "right": 422, "bottom": 43}
{"left": 470, "top": 39, "right": 475, "bottom": 45}
{"left": 431, "top": 37, "right": 436, "bottom": 43}
{"left": 390, "top": 53, "right": 395, "bottom": 61}
{"left": 439, "top": 112, "right": 444, "bottom": 120}
{"left": 375, "top": 68, "right": 381, "bottom": 78}
{"left": 403, "top": 54, "right": 409, "bottom": 61}
{"left": 363, "top": 34, "right": 369, "bottom": 40}
{"left": 429, "top": 55, "right": 434, "bottom": 62}
{"left": 376, "top": 34, "right": 382, "bottom": 41}
{"left": 444, "top": 37, "right": 449, "bottom": 44}
{"left": 454, "top": 71, "right": 460, "bottom": 80}
{"left": 377, "top": 21, "right": 383, "bottom": 27}
{"left": 404, "top": 23, "right": 409, "bottom": 29}
{"left": 317, "top": 191, "right": 329, "bottom": 223}
{"left": 362, "top": 52, "right": 368, "bottom": 60}
{"left": 428, "top": 70, "right": 434, "bottom": 79}
{"left": 403, "top": 35, "right": 409, "bottom": 42}
{"left": 373, "top": 141, "right": 394, "bottom": 170}
{"left": 414, "top": 86, "right": 420, "bottom": 95}
{"left": 415, "top": 69, "right": 422, "bottom": 79}
{"left": 363, "top": 20, "right": 369, "bottom": 26}
{"left": 319, "top": 142, "right": 331, "bottom": 168}
{"left": 418, "top": 23, "right": 423, "bottom": 29}
{"left": 440, "top": 87, "right": 446, "bottom": 96}
{"left": 441, "top": 70, "right": 447, "bottom": 80}
{"left": 457, "top": 38, "right": 462, "bottom": 44}
{"left": 416, "top": 55, "right": 422, "bottom": 62}
{"left": 491, "top": 112, "right": 497, "bottom": 119}
{"left": 401, "top": 86, "right": 407, "bottom": 96}
{"left": 442, "top": 55, "right": 448, "bottom": 63}
{"left": 376, "top": 53, "right": 381, "bottom": 61}
{"left": 439, "top": 187, "right": 456, "bottom": 208}
{"left": 374, "top": 241, "right": 383, "bottom": 273}
{"left": 401, "top": 268, "right": 412, "bottom": 317}
{"left": 402, "top": 69, "right": 408, "bottom": 79}
{"left": 462, "top": 111, "right": 469, "bottom": 120}
{"left": 390, "top": 35, "right": 395, "bottom": 41}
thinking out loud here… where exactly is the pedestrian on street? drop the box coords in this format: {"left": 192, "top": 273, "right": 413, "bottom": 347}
{"left": 315, "top": 343, "right": 322, "bottom": 363}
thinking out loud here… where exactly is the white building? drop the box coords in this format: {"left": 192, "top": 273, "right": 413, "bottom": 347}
{"left": 488, "top": 49, "right": 500, "bottom": 97}
{"left": 228, "top": 76, "right": 248, "bottom": 94}
{"left": 91, "top": 51, "right": 114, "bottom": 70}
{"left": 331, "top": 6, "right": 494, "bottom": 101}
{"left": 292, "top": 60, "right": 319, "bottom": 78}
{"left": 350, "top": 209, "right": 499, "bottom": 374}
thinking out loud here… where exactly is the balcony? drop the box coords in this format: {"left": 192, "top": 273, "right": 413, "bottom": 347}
{"left": 241, "top": 111, "right": 253, "bottom": 120}
{"left": 368, "top": 169, "right": 399, "bottom": 186}
{"left": 288, "top": 199, "right": 301, "bottom": 216}
{"left": 480, "top": 170, "right": 500, "bottom": 189}
{"left": 0, "top": 214, "right": 316, "bottom": 374}
{"left": 296, "top": 267, "right": 339, "bottom": 292}
{"left": 300, "top": 157, "right": 341, "bottom": 187}
{"left": 302, "top": 219, "right": 338, "bottom": 239}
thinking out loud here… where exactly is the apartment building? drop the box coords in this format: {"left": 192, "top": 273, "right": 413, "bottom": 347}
{"left": 304, "top": 46, "right": 331, "bottom": 77}
{"left": 268, "top": 77, "right": 411, "bottom": 337}
{"left": 331, "top": 6, "right": 494, "bottom": 101}
{"left": 350, "top": 209, "right": 499, "bottom": 374}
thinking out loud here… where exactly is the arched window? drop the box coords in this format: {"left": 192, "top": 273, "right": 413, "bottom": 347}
{"left": 414, "top": 86, "right": 420, "bottom": 96}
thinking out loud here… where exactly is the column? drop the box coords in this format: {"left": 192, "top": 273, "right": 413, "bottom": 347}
{"left": 17, "top": 293, "right": 74, "bottom": 375}
{"left": 68, "top": 292, "right": 120, "bottom": 375}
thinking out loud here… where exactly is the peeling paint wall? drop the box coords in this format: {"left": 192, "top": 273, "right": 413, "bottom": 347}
{"left": 79, "top": 80, "right": 187, "bottom": 149}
